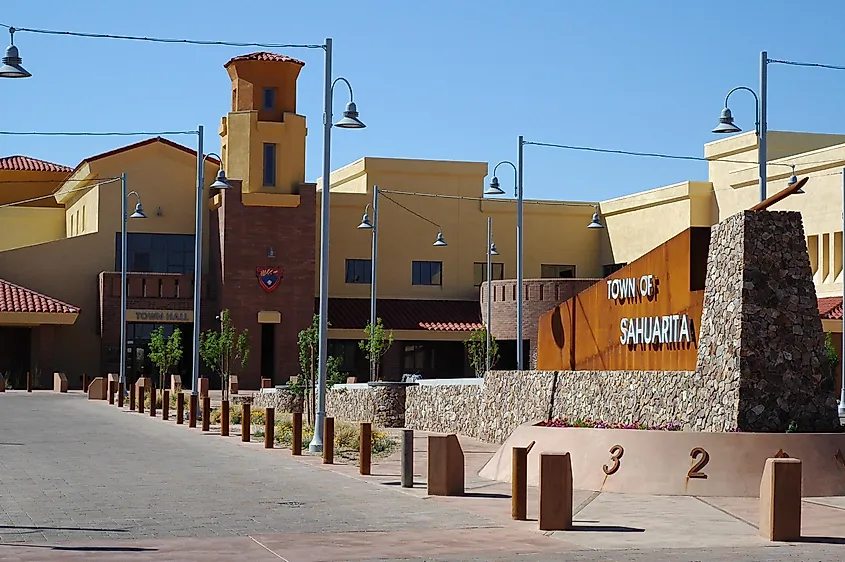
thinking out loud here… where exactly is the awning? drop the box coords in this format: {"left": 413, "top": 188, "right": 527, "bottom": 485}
{"left": 0, "top": 278, "right": 80, "bottom": 326}
{"left": 322, "top": 298, "right": 482, "bottom": 332}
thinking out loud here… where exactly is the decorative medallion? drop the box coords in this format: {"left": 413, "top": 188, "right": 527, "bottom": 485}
{"left": 256, "top": 267, "right": 283, "bottom": 292}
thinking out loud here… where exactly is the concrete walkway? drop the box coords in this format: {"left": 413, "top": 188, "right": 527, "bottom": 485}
{"left": 1, "top": 391, "right": 845, "bottom": 561}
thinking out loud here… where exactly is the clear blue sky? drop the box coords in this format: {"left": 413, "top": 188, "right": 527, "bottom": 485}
{"left": 2, "top": 0, "right": 845, "bottom": 202}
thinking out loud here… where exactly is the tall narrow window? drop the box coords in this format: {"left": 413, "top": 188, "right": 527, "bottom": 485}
{"left": 262, "top": 87, "right": 276, "bottom": 110}
{"left": 263, "top": 143, "right": 276, "bottom": 187}
{"left": 81, "top": 206, "right": 86, "bottom": 233}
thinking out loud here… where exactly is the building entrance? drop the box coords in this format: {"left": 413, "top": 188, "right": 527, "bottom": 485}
{"left": 260, "top": 323, "right": 275, "bottom": 384}
{"left": 126, "top": 323, "right": 192, "bottom": 389}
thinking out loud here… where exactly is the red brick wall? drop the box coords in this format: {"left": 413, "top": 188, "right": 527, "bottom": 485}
{"left": 212, "top": 182, "right": 316, "bottom": 389}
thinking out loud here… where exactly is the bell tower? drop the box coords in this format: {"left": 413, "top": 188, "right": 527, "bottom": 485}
{"left": 220, "top": 52, "right": 307, "bottom": 202}
{"left": 212, "top": 52, "right": 316, "bottom": 390}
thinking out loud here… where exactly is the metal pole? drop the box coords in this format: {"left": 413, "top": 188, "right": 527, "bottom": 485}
{"left": 840, "top": 167, "right": 845, "bottom": 417}
{"left": 191, "top": 125, "right": 204, "bottom": 397}
{"left": 369, "top": 185, "right": 379, "bottom": 382}
{"left": 311, "top": 38, "right": 332, "bottom": 453}
{"left": 486, "top": 216, "right": 492, "bottom": 373}
{"left": 759, "top": 51, "right": 768, "bottom": 203}
{"left": 119, "top": 173, "right": 128, "bottom": 390}
{"left": 516, "top": 135, "right": 524, "bottom": 370}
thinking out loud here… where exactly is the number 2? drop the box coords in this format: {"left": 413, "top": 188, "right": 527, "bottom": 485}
{"left": 688, "top": 447, "right": 709, "bottom": 479}
{"left": 603, "top": 445, "right": 624, "bottom": 475}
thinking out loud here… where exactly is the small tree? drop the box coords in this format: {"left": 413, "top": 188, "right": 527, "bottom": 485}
{"left": 297, "top": 314, "right": 345, "bottom": 425}
{"left": 359, "top": 318, "right": 394, "bottom": 381}
{"left": 465, "top": 326, "right": 499, "bottom": 378}
{"left": 149, "top": 326, "right": 184, "bottom": 399}
{"left": 824, "top": 332, "right": 839, "bottom": 394}
{"left": 199, "top": 309, "right": 250, "bottom": 401}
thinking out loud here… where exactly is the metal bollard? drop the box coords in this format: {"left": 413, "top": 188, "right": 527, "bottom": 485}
{"left": 162, "top": 390, "right": 170, "bottom": 421}
{"left": 323, "top": 417, "right": 334, "bottom": 464}
{"left": 26, "top": 372, "right": 32, "bottom": 392}
{"left": 129, "top": 383, "right": 136, "bottom": 411}
{"left": 242, "top": 403, "right": 251, "bottom": 442}
{"left": 539, "top": 452, "right": 573, "bottom": 531}
{"left": 292, "top": 411, "right": 302, "bottom": 455}
{"left": 150, "top": 389, "right": 158, "bottom": 417}
{"left": 221, "top": 400, "right": 229, "bottom": 437}
{"left": 512, "top": 446, "right": 529, "bottom": 520}
{"left": 360, "top": 422, "right": 372, "bottom": 475}
{"left": 401, "top": 429, "right": 414, "bottom": 488}
{"left": 138, "top": 386, "right": 145, "bottom": 414}
{"left": 202, "top": 396, "right": 211, "bottom": 431}
{"left": 189, "top": 394, "right": 197, "bottom": 428}
{"left": 82, "top": 373, "right": 88, "bottom": 393}
{"left": 118, "top": 382, "right": 125, "bottom": 408}
{"left": 264, "top": 407, "right": 275, "bottom": 448}
{"left": 107, "top": 381, "right": 115, "bottom": 404}
{"left": 176, "top": 392, "right": 184, "bottom": 424}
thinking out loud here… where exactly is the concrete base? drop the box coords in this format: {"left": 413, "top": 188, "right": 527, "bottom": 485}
{"left": 229, "top": 375, "right": 238, "bottom": 395}
{"left": 760, "top": 458, "right": 802, "bottom": 541}
{"left": 171, "top": 375, "right": 182, "bottom": 394}
{"left": 87, "top": 377, "right": 107, "bottom": 400}
{"left": 479, "top": 422, "right": 845, "bottom": 497}
{"left": 199, "top": 377, "right": 209, "bottom": 398}
{"left": 53, "top": 372, "right": 68, "bottom": 393}
{"left": 427, "top": 434, "right": 465, "bottom": 496}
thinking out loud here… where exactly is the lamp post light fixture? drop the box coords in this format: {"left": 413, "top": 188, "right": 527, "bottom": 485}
{"left": 588, "top": 205, "right": 605, "bottom": 229}
{"left": 357, "top": 185, "right": 446, "bottom": 382}
{"left": 312, "top": 58, "right": 366, "bottom": 453}
{"left": 190, "top": 132, "right": 231, "bottom": 399}
{"left": 0, "top": 27, "right": 31, "bottom": 78}
{"left": 486, "top": 216, "right": 499, "bottom": 373}
{"left": 119, "top": 174, "right": 147, "bottom": 392}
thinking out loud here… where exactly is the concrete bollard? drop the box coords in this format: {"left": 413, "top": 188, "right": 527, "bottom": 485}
{"left": 323, "top": 417, "right": 334, "bottom": 464}
{"left": 292, "top": 411, "right": 302, "bottom": 455}
{"left": 427, "top": 434, "right": 465, "bottom": 496}
{"left": 261, "top": 378, "right": 272, "bottom": 389}
{"left": 162, "top": 390, "right": 170, "bottom": 421}
{"left": 512, "top": 446, "right": 529, "bottom": 520}
{"left": 242, "top": 403, "right": 251, "bottom": 442}
{"left": 53, "top": 373, "right": 68, "bottom": 393}
{"left": 149, "top": 389, "right": 157, "bottom": 417}
{"left": 189, "top": 394, "right": 197, "bottom": 428}
{"left": 138, "top": 386, "right": 145, "bottom": 414}
{"left": 538, "top": 452, "right": 573, "bottom": 531}
{"left": 26, "top": 372, "right": 32, "bottom": 392}
{"left": 229, "top": 375, "right": 238, "bottom": 395}
{"left": 401, "top": 429, "right": 414, "bottom": 488}
{"left": 176, "top": 392, "right": 184, "bottom": 424}
{"left": 360, "top": 422, "right": 372, "bottom": 475}
{"left": 198, "top": 377, "right": 209, "bottom": 398}
{"left": 760, "top": 457, "right": 803, "bottom": 541}
{"left": 202, "top": 396, "right": 211, "bottom": 431}
{"left": 170, "top": 375, "right": 182, "bottom": 394}
{"left": 264, "top": 407, "right": 274, "bottom": 448}
{"left": 220, "top": 400, "right": 230, "bottom": 437}
{"left": 129, "top": 383, "right": 136, "bottom": 410}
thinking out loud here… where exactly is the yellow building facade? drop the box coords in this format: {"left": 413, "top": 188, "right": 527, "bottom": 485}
{"left": 0, "top": 50, "right": 843, "bottom": 387}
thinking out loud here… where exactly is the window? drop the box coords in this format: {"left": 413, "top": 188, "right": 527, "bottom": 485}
{"left": 345, "top": 259, "right": 372, "bottom": 284}
{"left": 412, "top": 261, "right": 442, "bottom": 286}
{"left": 404, "top": 344, "right": 430, "bottom": 371}
{"left": 115, "top": 233, "right": 195, "bottom": 273}
{"left": 473, "top": 262, "right": 504, "bottom": 287}
{"left": 603, "top": 263, "right": 627, "bottom": 277}
{"left": 540, "top": 264, "right": 576, "bottom": 278}
{"left": 81, "top": 206, "right": 86, "bottom": 232}
{"left": 328, "top": 340, "right": 361, "bottom": 373}
{"left": 263, "top": 143, "right": 276, "bottom": 186}
{"left": 262, "top": 87, "right": 276, "bottom": 110}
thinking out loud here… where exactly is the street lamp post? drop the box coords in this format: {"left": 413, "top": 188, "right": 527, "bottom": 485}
{"left": 841, "top": 167, "right": 845, "bottom": 418}
{"left": 486, "top": 217, "right": 499, "bottom": 373}
{"left": 312, "top": 43, "right": 367, "bottom": 452}
{"left": 190, "top": 129, "right": 232, "bottom": 398}
{"left": 485, "top": 150, "right": 523, "bottom": 369}
{"left": 120, "top": 174, "right": 147, "bottom": 391}
{"left": 357, "top": 186, "right": 447, "bottom": 382}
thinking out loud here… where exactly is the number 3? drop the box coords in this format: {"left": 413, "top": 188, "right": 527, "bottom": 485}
{"left": 603, "top": 445, "right": 624, "bottom": 475}
{"left": 688, "top": 447, "right": 709, "bottom": 479}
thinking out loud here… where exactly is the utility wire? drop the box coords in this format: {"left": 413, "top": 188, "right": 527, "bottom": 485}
{"left": 769, "top": 59, "right": 845, "bottom": 72}
{"left": 0, "top": 22, "right": 323, "bottom": 50}
{"left": 0, "top": 177, "right": 120, "bottom": 183}
{"left": 0, "top": 130, "right": 197, "bottom": 136}
{"left": 379, "top": 192, "right": 442, "bottom": 229}
{"left": 0, "top": 177, "right": 119, "bottom": 209}
{"left": 380, "top": 189, "right": 595, "bottom": 207}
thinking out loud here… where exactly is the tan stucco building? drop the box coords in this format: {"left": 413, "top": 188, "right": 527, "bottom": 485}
{"left": 0, "top": 50, "right": 842, "bottom": 388}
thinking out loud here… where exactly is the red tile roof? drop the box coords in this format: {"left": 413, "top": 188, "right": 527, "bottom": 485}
{"left": 225, "top": 52, "right": 305, "bottom": 68}
{"left": 819, "top": 296, "right": 843, "bottom": 320}
{"left": 0, "top": 278, "right": 81, "bottom": 314}
{"left": 323, "top": 298, "right": 482, "bottom": 332}
{"left": 0, "top": 155, "right": 72, "bottom": 173}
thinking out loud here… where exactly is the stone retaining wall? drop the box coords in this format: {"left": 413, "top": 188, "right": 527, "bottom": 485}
{"left": 252, "top": 388, "right": 302, "bottom": 413}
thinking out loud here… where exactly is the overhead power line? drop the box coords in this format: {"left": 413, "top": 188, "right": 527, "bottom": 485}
{"left": 0, "top": 22, "right": 323, "bottom": 49}
{"left": 0, "top": 130, "right": 197, "bottom": 136}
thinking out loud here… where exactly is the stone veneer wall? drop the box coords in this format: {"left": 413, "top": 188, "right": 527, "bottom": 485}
{"left": 325, "top": 383, "right": 409, "bottom": 427}
{"left": 252, "top": 388, "right": 302, "bottom": 413}
{"left": 696, "top": 210, "right": 839, "bottom": 431}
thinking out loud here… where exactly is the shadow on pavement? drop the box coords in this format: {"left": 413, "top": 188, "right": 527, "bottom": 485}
{"left": 796, "top": 536, "right": 845, "bottom": 545}
{"left": 0, "top": 544, "right": 155, "bottom": 552}
{"left": 570, "top": 525, "right": 645, "bottom": 533}
{"left": 0, "top": 525, "right": 127, "bottom": 533}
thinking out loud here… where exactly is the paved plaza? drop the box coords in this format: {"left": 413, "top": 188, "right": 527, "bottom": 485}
{"left": 1, "top": 392, "right": 845, "bottom": 561}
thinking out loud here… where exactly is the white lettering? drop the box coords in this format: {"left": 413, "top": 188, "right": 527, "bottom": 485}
{"left": 661, "top": 316, "right": 670, "bottom": 343}
{"left": 607, "top": 280, "right": 613, "bottom": 300}
{"left": 679, "top": 314, "right": 690, "bottom": 343}
{"left": 651, "top": 316, "right": 662, "bottom": 344}
{"left": 618, "top": 313, "right": 696, "bottom": 347}
{"left": 610, "top": 279, "right": 619, "bottom": 299}
{"left": 620, "top": 318, "right": 628, "bottom": 345}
